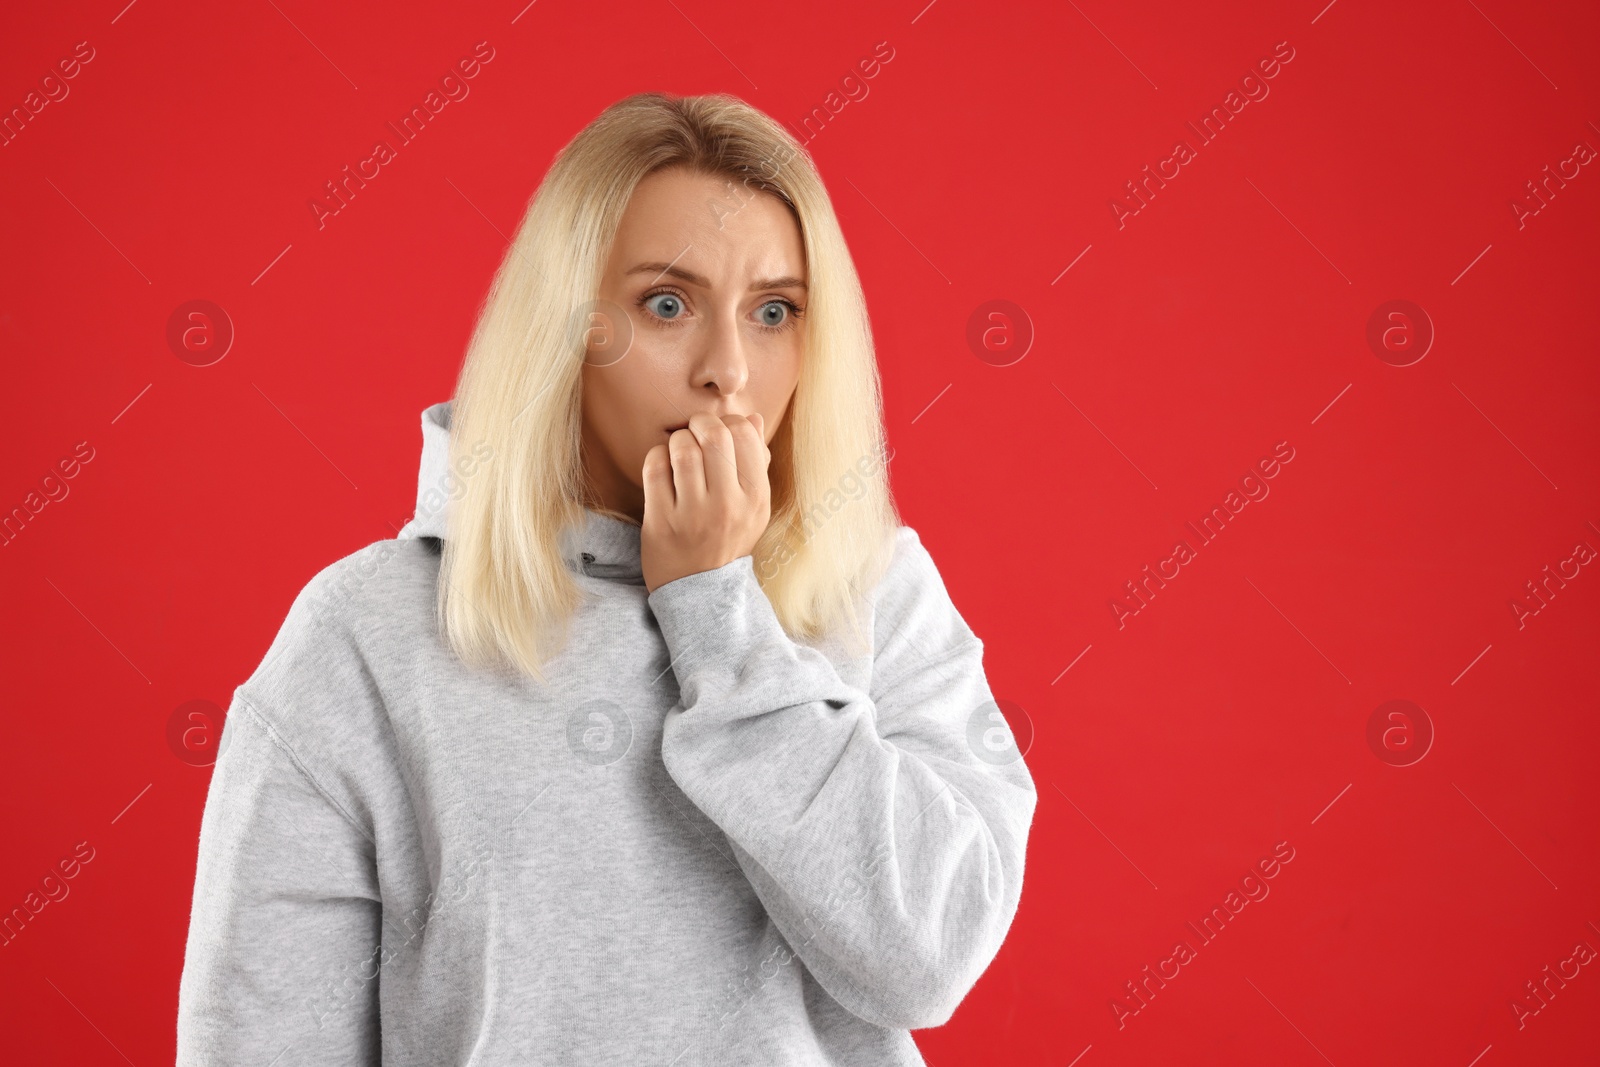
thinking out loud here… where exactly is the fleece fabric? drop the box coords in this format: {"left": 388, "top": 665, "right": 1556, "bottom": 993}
{"left": 176, "top": 400, "right": 1038, "bottom": 1066}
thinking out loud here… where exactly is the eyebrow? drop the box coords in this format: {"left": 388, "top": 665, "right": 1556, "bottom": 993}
{"left": 625, "top": 262, "right": 807, "bottom": 292}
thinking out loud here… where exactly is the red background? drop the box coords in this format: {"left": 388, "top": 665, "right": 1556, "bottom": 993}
{"left": 3, "top": 0, "right": 1598, "bottom": 1063}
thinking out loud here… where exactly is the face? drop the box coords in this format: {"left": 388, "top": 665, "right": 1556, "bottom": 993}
{"left": 579, "top": 165, "right": 807, "bottom": 522}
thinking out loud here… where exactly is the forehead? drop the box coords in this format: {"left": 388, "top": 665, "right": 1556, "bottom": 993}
{"left": 609, "top": 166, "right": 806, "bottom": 281}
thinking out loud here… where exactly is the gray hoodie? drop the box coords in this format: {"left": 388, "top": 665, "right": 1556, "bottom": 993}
{"left": 176, "top": 401, "right": 1037, "bottom": 1066}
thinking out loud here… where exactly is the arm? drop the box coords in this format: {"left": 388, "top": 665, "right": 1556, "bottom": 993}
{"left": 176, "top": 693, "right": 383, "bottom": 1065}
{"left": 648, "top": 528, "right": 1038, "bottom": 1030}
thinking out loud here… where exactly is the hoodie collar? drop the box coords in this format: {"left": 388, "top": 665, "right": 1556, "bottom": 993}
{"left": 395, "top": 401, "right": 644, "bottom": 582}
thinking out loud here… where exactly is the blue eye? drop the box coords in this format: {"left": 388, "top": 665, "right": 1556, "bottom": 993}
{"left": 757, "top": 301, "right": 788, "bottom": 328}
{"left": 644, "top": 293, "right": 683, "bottom": 320}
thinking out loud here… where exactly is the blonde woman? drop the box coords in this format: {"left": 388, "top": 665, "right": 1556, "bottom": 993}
{"left": 177, "top": 92, "right": 1037, "bottom": 1066}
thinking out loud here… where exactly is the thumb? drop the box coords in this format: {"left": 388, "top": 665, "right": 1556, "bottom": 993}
{"left": 751, "top": 411, "right": 765, "bottom": 441}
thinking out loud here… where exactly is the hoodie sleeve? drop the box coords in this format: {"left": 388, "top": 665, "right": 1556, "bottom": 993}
{"left": 176, "top": 691, "right": 383, "bottom": 1066}
{"left": 647, "top": 527, "right": 1038, "bottom": 1031}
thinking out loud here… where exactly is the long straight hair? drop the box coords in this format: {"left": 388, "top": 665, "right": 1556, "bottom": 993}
{"left": 442, "top": 92, "right": 899, "bottom": 682}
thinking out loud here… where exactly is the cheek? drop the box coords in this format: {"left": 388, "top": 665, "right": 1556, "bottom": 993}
{"left": 751, "top": 351, "right": 802, "bottom": 434}
{"left": 580, "top": 368, "right": 628, "bottom": 450}
{"left": 761, "top": 335, "right": 804, "bottom": 398}
{"left": 582, "top": 353, "right": 674, "bottom": 477}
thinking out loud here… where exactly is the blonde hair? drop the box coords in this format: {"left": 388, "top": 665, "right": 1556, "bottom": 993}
{"left": 441, "top": 91, "right": 899, "bottom": 682}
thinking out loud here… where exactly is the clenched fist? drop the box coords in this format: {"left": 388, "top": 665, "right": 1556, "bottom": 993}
{"left": 641, "top": 411, "right": 771, "bottom": 594}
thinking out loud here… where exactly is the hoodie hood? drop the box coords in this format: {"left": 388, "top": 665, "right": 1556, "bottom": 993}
{"left": 395, "top": 401, "right": 644, "bottom": 582}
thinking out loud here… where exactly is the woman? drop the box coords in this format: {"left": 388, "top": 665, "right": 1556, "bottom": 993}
{"left": 176, "top": 92, "right": 1037, "bottom": 1066}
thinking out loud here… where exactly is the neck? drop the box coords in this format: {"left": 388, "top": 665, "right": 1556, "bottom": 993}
{"left": 579, "top": 435, "right": 645, "bottom": 526}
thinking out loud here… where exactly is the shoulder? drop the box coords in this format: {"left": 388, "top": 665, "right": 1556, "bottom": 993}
{"left": 290, "top": 536, "right": 441, "bottom": 634}
{"left": 233, "top": 537, "right": 439, "bottom": 788}
{"left": 252, "top": 535, "right": 441, "bottom": 679}
{"left": 868, "top": 524, "right": 982, "bottom": 664}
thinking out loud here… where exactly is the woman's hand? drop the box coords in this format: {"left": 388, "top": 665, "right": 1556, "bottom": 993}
{"left": 641, "top": 412, "right": 770, "bottom": 594}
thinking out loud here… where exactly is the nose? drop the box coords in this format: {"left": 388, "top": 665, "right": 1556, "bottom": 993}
{"left": 690, "top": 304, "right": 749, "bottom": 396}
